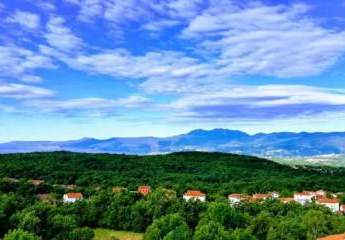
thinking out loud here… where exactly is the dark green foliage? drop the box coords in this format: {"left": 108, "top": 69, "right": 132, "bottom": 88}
{"left": 1, "top": 151, "right": 345, "bottom": 240}
{"left": 3, "top": 229, "right": 40, "bottom": 240}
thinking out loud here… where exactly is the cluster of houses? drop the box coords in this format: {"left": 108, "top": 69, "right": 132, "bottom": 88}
{"left": 3, "top": 177, "right": 345, "bottom": 214}
{"left": 228, "top": 190, "right": 345, "bottom": 213}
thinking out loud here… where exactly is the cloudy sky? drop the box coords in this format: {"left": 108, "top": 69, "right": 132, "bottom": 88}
{"left": 1, "top": 0, "right": 345, "bottom": 141}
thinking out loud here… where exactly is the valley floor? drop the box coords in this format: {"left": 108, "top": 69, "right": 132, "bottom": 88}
{"left": 93, "top": 228, "right": 143, "bottom": 240}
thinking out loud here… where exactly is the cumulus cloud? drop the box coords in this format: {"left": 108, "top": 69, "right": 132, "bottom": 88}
{"left": 0, "top": 83, "right": 54, "bottom": 99}
{"left": 167, "top": 85, "right": 345, "bottom": 120}
{"left": 25, "top": 95, "right": 151, "bottom": 117}
{"left": 63, "top": 0, "right": 202, "bottom": 29}
{"left": 6, "top": 10, "right": 41, "bottom": 30}
{"left": 0, "top": 45, "right": 55, "bottom": 80}
{"left": 182, "top": 2, "right": 345, "bottom": 78}
{"left": 45, "top": 16, "right": 83, "bottom": 52}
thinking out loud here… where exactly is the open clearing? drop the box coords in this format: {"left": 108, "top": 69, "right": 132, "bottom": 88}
{"left": 93, "top": 228, "right": 143, "bottom": 240}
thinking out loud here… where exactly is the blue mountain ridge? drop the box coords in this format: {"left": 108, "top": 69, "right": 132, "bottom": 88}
{"left": 1, "top": 129, "right": 345, "bottom": 157}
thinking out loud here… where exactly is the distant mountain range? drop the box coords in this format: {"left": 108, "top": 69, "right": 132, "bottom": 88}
{"left": 1, "top": 129, "right": 345, "bottom": 159}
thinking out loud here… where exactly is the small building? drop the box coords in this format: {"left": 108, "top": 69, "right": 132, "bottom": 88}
{"left": 340, "top": 204, "right": 345, "bottom": 214}
{"left": 228, "top": 194, "right": 245, "bottom": 204}
{"left": 138, "top": 186, "right": 151, "bottom": 196}
{"left": 269, "top": 191, "right": 280, "bottom": 198}
{"left": 183, "top": 190, "right": 206, "bottom": 202}
{"left": 252, "top": 193, "right": 270, "bottom": 201}
{"left": 28, "top": 179, "right": 45, "bottom": 186}
{"left": 316, "top": 198, "right": 340, "bottom": 213}
{"left": 294, "top": 191, "right": 315, "bottom": 205}
{"left": 318, "top": 233, "right": 345, "bottom": 240}
{"left": 112, "top": 186, "right": 127, "bottom": 193}
{"left": 280, "top": 197, "right": 295, "bottom": 204}
{"left": 63, "top": 192, "right": 83, "bottom": 203}
{"left": 315, "top": 190, "right": 327, "bottom": 198}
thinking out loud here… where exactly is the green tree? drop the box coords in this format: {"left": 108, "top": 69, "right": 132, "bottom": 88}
{"left": 267, "top": 218, "right": 307, "bottom": 240}
{"left": 249, "top": 211, "right": 272, "bottom": 240}
{"left": 144, "top": 213, "right": 190, "bottom": 240}
{"left": 193, "top": 221, "right": 230, "bottom": 240}
{"left": 3, "top": 229, "right": 40, "bottom": 240}
{"left": 303, "top": 210, "right": 328, "bottom": 240}
{"left": 230, "top": 229, "right": 256, "bottom": 240}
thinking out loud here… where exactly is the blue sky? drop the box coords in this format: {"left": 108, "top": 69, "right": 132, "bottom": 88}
{"left": 1, "top": 0, "right": 345, "bottom": 141}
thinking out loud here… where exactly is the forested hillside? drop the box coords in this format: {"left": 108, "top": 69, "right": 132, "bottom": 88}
{"left": 1, "top": 151, "right": 345, "bottom": 240}
{"left": 1, "top": 151, "right": 345, "bottom": 194}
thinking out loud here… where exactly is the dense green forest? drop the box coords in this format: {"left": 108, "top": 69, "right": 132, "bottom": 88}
{"left": 1, "top": 151, "right": 345, "bottom": 240}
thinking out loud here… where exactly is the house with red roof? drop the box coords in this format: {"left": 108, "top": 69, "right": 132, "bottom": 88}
{"left": 63, "top": 192, "right": 83, "bottom": 203}
{"left": 294, "top": 191, "right": 316, "bottom": 205}
{"left": 138, "top": 185, "right": 151, "bottom": 196}
{"left": 316, "top": 198, "right": 340, "bottom": 212}
{"left": 183, "top": 190, "right": 206, "bottom": 202}
{"left": 228, "top": 194, "right": 246, "bottom": 205}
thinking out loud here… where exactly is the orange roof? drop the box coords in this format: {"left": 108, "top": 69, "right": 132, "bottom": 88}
{"left": 295, "top": 191, "right": 315, "bottom": 196}
{"left": 138, "top": 186, "right": 151, "bottom": 195}
{"left": 253, "top": 194, "right": 269, "bottom": 199}
{"left": 184, "top": 190, "right": 206, "bottom": 197}
{"left": 228, "top": 193, "right": 243, "bottom": 199}
{"left": 317, "top": 198, "right": 339, "bottom": 204}
{"left": 318, "top": 233, "right": 345, "bottom": 240}
{"left": 66, "top": 192, "right": 83, "bottom": 199}
{"left": 28, "top": 179, "right": 44, "bottom": 185}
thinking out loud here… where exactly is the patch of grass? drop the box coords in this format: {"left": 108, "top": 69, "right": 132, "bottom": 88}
{"left": 93, "top": 228, "right": 143, "bottom": 240}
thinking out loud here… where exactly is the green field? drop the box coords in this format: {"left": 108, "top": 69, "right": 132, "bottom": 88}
{"left": 93, "top": 229, "right": 143, "bottom": 240}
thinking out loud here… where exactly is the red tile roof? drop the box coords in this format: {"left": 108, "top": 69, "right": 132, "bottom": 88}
{"left": 253, "top": 193, "right": 270, "bottom": 199}
{"left": 295, "top": 191, "right": 315, "bottom": 196}
{"left": 317, "top": 198, "right": 339, "bottom": 204}
{"left": 138, "top": 186, "right": 151, "bottom": 195}
{"left": 184, "top": 190, "right": 206, "bottom": 197}
{"left": 66, "top": 192, "right": 83, "bottom": 199}
{"left": 228, "top": 193, "right": 243, "bottom": 199}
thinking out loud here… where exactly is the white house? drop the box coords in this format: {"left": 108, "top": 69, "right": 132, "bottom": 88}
{"left": 315, "top": 190, "right": 327, "bottom": 198}
{"left": 63, "top": 192, "right": 83, "bottom": 203}
{"left": 316, "top": 198, "right": 340, "bottom": 213}
{"left": 228, "top": 194, "right": 245, "bottom": 205}
{"left": 183, "top": 190, "right": 206, "bottom": 202}
{"left": 294, "top": 191, "right": 315, "bottom": 205}
{"left": 270, "top": 191, "right": 280, "bottom": 199}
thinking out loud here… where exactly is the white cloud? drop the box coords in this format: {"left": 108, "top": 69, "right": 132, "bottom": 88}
{"left": 45, "top": 16, "right": 83, "bottom": 52}
{"left": 0, "top": 83, "right": 54, "bottom": 99}
{"left": 0, "top": 45, "right": 55, "bottom": 79}
{"left": 6, "top": 10, "right": 41, "bottom": 30}
{"left": 166, "top": 85, "right": 345, "bottom": 120}
{"left": 25, "top": 95, "right": 151, "bottom": 116}
{"left": 20, "top": 75, "right": 43, "bottom": 83}
{"left": 63, "top": 0, "right": 202, "bottom": 30}
{"left": 182, "top": 2, "right": 345, "bottom": 78}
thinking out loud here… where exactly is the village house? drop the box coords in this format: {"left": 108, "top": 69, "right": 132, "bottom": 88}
{"left": 28, "top": 179, "right": 45, "bottom": 186}
{"left": 316, "top": 198, "right": 340, "bottom": 213}
{"left": 183, "top": 190, "right": 206, "bottom": 202}
{"left": 315, "top": 190, "right": 327, "bottom": 198}
{"left": 252, "top": 193, "right": 270, "bottom": 201}
{"left": 63, "top": 192, "right": 83, "bottom": 203}
{"left": 340, "top": 204, "right": 345, "bottom": 214}
{"left": 269, "top": 191, "right": 280, "bottom": 198}
{"left": 294, "top": 191, "right": 316, "bottom": 205}
{"left": 138, "top": 185, "right": 151, "bottom": 196}
{"left": 112, "top": 186, "right": 127, "bottom": 193}
{"left": 228, "top": 194, "right": 246, "bottom": 204}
